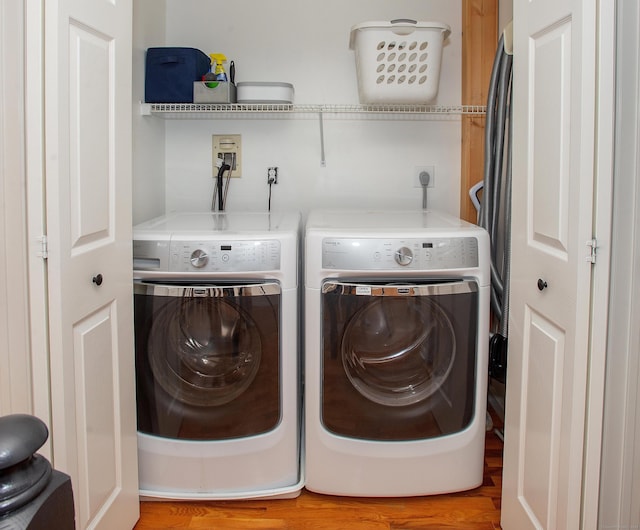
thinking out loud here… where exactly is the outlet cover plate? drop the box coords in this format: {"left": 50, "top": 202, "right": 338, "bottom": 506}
{"left": 413, "top": 166, "right": 435, "bottom": 188}
{"left": 212, "top": 134, "right": 242, "bottom": 177}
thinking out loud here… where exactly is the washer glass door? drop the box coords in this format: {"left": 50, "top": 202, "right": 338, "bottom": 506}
{"left": 134, "top": 280, "right": 281, "bottom": 440}
{"left": 321, "top": 279, "right": 478, "bottom": 441}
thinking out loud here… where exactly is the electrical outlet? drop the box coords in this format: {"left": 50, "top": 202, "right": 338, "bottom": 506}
{"left": 413, "top": 166, "right": 435, "bottom": 188}
{"left": 212, "top": 134, "right": 242, "bottom": 177}
{"left": 267, "top": 167, "right": 278, "bottom": 184}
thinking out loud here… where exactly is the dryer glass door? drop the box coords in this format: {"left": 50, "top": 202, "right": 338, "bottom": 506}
{"left": 134, "top": 280, "right": 281, "bottom": 440}
{"left": 321, "top": 279, "right": 478, "bottom": 441}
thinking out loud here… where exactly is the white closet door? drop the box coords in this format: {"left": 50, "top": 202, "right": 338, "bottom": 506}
{"left": 44, "top": 0, "right": 138, "bottom": 528}
{"left": 501, "top": 0, "right": 597, "bottom": 528}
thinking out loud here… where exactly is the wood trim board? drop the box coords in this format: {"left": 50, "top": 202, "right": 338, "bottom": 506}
{"left": 461, "top": 0, "right": 498, "bottom": 223}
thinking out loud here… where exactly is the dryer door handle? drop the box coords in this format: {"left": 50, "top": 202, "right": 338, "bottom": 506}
{"left": 322, "top": 279, "right": 478, "bottom": 297}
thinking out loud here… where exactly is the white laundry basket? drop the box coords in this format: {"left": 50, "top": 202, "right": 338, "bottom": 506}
{"left": 349, "top": 19, "right": 451, "bottom": 105}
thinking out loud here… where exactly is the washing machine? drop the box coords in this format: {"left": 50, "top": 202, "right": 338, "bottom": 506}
{"left": 304, "top": 209, "right": 490, "bottom": 496}
{"left": 132, "top": 211, "right": 302, "bottom": 500}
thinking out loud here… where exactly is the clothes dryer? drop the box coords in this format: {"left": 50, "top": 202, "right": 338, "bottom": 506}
{"left": 304, "top": 209, "right": 490, "bottom": 496}
{"left": 133, "top": 211, "right": 302, "bottom": 499}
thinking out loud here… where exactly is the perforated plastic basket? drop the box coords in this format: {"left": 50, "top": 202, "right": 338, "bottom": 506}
{"left": 349, "top": 19, "right": 451, "bottom": 105}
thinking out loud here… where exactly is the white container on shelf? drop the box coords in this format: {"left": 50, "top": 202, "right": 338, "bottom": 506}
{"left": 349, "top": 19, "right": 451, "bottom": 105}
{"left": 236, "top": 82, "right": 294, "bottom": 104}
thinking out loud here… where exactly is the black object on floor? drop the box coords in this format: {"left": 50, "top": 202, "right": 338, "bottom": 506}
{"left": 0, "top": 414, "right": 75, "bottom": 529}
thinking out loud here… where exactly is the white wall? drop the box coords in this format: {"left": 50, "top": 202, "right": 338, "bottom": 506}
{"left": 133, "top": 0, "right": 462, "bottom": 220}
{"left": 133, "top": 0, "right": 167, "bottom": 224}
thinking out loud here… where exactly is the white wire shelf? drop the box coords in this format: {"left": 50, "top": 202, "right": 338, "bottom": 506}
{"left": 140, "top": 103, "right": 486, "bottom": 119}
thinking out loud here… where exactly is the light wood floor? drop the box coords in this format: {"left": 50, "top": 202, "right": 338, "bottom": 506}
{"left": 134, "top": 416, "right": 503, "bottom": 530}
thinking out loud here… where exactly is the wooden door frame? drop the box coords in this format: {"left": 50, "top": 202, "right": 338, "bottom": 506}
{"left": 0, "top": 0, "right": 31, "bottom": 415}
{"left": 0, "top": 0, "right": 51, "bottom": 453}
{"left": 596, "top": 0, "right": 640, "bottom": 527}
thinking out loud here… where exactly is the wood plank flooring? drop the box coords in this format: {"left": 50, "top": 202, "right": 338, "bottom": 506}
{"left": 134, "top": 417, "right": 503, "bottom": 530}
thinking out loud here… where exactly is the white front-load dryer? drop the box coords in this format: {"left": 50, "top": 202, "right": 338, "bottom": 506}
{"left": 132, "top": 211, "right": 302, "bottom": 500}
{"left": 304, "top": 209, "right": 490, "bottom": 496}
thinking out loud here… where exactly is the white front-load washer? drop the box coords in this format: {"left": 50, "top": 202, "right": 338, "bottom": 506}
{"left": 304, "top": 209, "right": 490, "bottom": 496}
{"left": 132, "top": 211, "right": 302, "bottom": 500}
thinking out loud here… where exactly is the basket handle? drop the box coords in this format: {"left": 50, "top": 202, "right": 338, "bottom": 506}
{"left": 389, "top": 19, "right": 452, "bottom": 39}
{"left": 390, "top": 19, "right": 417, "bottom": 25}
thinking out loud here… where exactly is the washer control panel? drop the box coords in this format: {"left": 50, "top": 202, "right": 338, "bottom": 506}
{"left": 171, "top": 239, "right": 280, "bottom": 272}
{"left": 322, "top": 237, "right": 479, "bottom": 270}
{"left": 133, "top": 239, "right": 281, "bottom": 272}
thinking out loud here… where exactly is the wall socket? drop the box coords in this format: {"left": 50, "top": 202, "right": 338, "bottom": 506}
{"left": 267, "top": 167, "right": 278, "bottom": 184}
{"left": 413, "top": 166, "right": 435, "bottom": 188}
{"left": 212, "top": 134, "right": 242, "bottom": 177}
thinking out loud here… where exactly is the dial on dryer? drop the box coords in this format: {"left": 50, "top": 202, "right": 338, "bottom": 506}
{"left": 190, "top": 249, "right": 209, "bottom": 268}
{"left": 394, "top": 246, "right": 414, "bottom": 266}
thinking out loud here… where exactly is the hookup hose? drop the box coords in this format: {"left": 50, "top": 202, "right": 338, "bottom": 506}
{"left": 479, "top": 33, "right": 513, "bottom": 382}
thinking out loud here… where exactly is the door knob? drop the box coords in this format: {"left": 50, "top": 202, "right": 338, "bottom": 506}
{"left": 92, "top": 274, "right": 103, "bottom": 286}
{"left": 537, "top": 278, "right": 548, "bottom": 291}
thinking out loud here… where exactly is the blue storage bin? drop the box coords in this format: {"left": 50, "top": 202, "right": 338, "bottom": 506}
{"left": 145, "top": 47, "right": 211, "bottom": 103}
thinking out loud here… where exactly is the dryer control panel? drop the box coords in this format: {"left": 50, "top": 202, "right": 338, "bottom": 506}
{"left": 322, "top": 237, "right": 479, "bottom": 270}
{"left": 133, "top": 239, "right": 281, "bottom": 272}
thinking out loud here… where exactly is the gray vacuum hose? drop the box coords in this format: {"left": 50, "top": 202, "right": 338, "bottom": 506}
{"left": 479, "top": 33, "right": 513, "bottom": 338}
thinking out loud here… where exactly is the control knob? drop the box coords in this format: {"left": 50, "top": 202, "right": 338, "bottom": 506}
{"left": 394, "top": 246, "right": 414, "bottom": 266}
{"left": 190, "top": 249, "right": 209, "bottom": 268}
